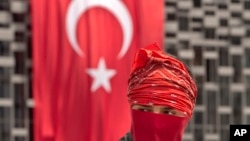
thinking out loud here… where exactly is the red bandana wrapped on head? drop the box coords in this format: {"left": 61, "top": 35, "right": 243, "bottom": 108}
{"left": 127, "top": 43, "right": 198, "bottom": 141}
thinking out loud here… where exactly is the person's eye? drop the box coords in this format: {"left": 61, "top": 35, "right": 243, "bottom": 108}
{"left": 163, "top": 110, "right": 176, "bottom": 115}
{"left": 138, "top": 107, "right": 150, "bottom": 112}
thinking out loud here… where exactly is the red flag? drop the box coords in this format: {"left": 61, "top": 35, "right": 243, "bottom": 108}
{"left": 31, "top": 0, "right": 164, "bottom": 141}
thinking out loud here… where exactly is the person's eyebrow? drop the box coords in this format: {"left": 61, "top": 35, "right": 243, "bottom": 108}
{"left": 140, "top": 105, "right": 151, "bottom": 108}
{"left": 162, "top": 107, "right": 175, "bottom": 110}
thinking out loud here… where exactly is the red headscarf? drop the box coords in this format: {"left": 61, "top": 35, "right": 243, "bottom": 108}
{"left": 128, "top": 43, "right": 197, "bottom": 117}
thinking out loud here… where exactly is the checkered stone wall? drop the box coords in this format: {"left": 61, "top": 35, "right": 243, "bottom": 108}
{"left": 0, "top": 0, "right": 32, "bottom": 141}
{"left": 164, "top": 0, "right": 250, "bottom": 141}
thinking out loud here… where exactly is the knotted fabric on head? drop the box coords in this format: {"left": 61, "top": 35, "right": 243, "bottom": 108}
{"left": 128, "top": 43, "right": 198, "bottom": 117}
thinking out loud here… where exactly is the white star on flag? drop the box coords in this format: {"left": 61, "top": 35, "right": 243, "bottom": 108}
{"left": 86, "top": 58, "right": 116, "bottom": 93}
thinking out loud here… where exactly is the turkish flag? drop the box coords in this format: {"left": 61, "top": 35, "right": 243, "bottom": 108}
{"left": 31, "top": 0, "right": 164, "bottom": 141}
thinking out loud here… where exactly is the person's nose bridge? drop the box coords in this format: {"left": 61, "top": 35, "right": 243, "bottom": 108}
{"left": 152, "top": 107, "right": 161, "bottom": 114}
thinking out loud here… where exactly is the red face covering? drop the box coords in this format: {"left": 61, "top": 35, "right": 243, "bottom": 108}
{"left": 131, "top": 110, "right": 189, "bottom": 141}
{"left": 127, "top": 43, "right": 197, "bottom": 141}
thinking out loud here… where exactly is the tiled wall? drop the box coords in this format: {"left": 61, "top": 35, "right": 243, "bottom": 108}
{"left": 0, "top": 0, "right": 32, "bottom": 141}
{"left": 164, "top": 0, "right": 250, "bottom": 141}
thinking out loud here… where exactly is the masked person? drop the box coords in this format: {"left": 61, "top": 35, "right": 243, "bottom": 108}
{"left": 120, "top": 43, "right": 198, "bottom": 141}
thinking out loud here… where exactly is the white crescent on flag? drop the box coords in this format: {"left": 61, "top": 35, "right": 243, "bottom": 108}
{"left": 65, "top": 0, "right": 133, "bottom": 59}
